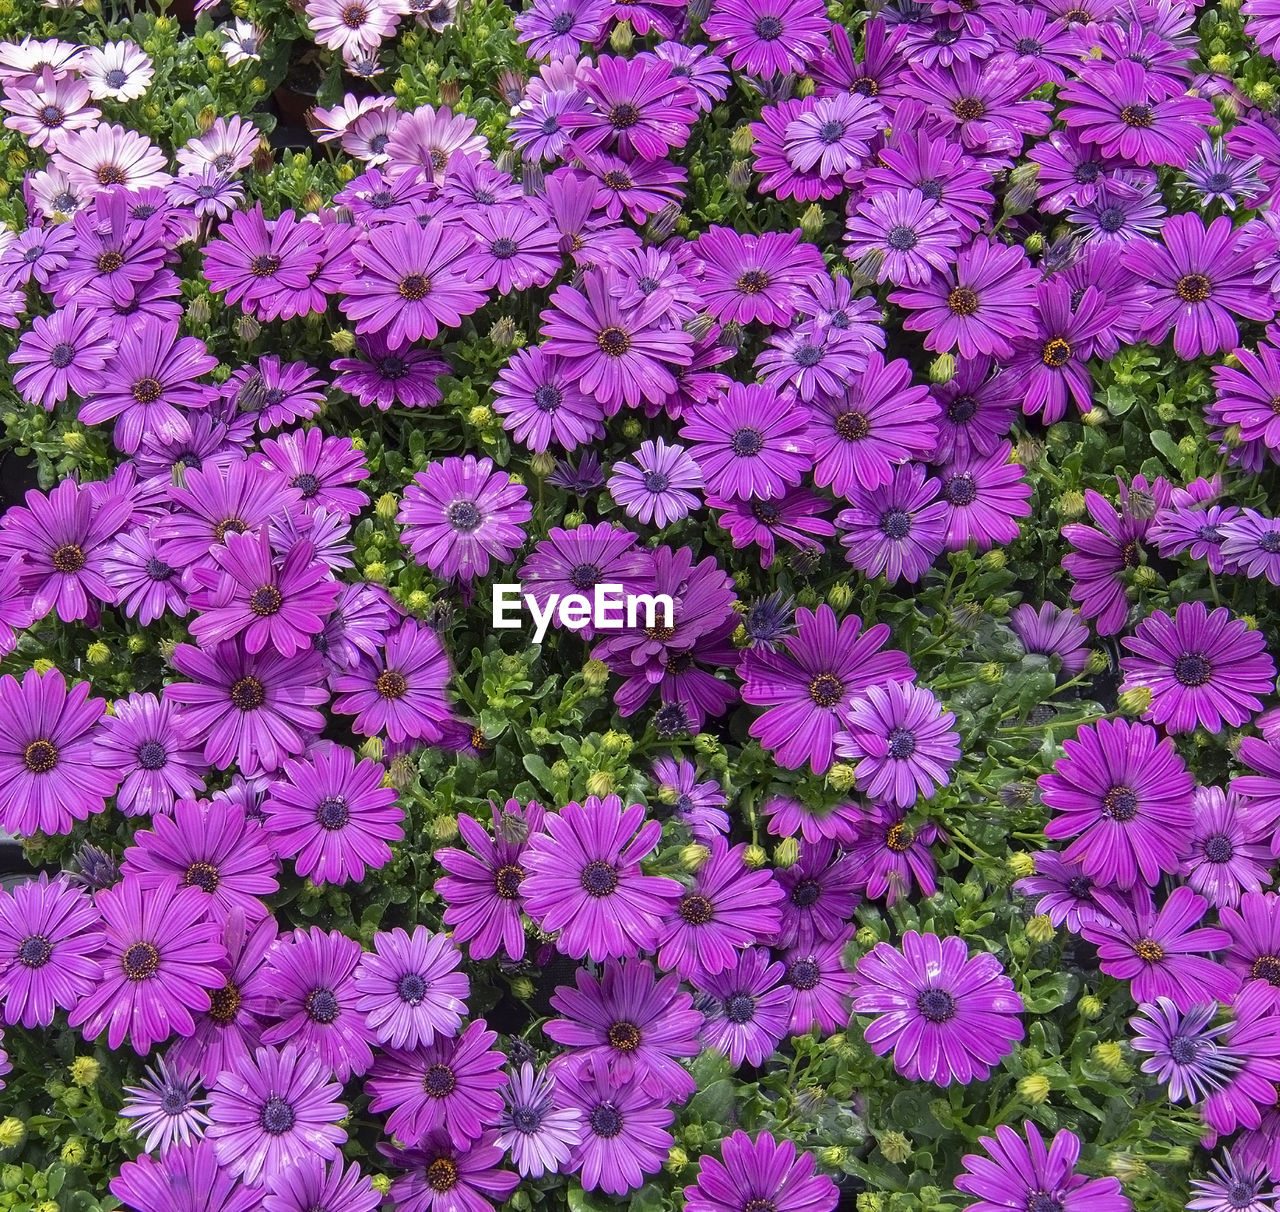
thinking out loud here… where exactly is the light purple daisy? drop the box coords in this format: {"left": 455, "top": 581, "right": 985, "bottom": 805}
{"left": 354, "top": 926, "right": 468, "bottom": 1051}
{"left": 608, "top": 438, "right": 702, "bottom": 527}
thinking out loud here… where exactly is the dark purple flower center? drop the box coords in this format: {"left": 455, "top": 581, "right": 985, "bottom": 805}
{"left": 886, "top": 224, "right": 918, "bottom": 251}
{"left": 818, "top": 119, "right": 846, "bottom": 144}
{"left": 377, "top": 355, "right": 408, "bottom": 379}
{"left": 886, "top": 727, "right": 916, "bottom": 759}
{"left": 490, "top": 237, "right": 518, "bottom": 259}
{"left": 249, "top": 254, "right": 281, "bottom": 278}
{"left": 397, "top": 971, "right": 427, "bottom": 1004}
{"left": 569, "top": 562, "right": 603, "bottom": 590}
{"left": 808, "top": 672, "right": 844, "bottom": 708}
{"left": 918, "top": 178, "right": 942, "bottom": 200}
{"left": 725, "top": 993, "right": 755, "bottom": 1023}
{"left": 916, "top": 987, "right": 956, "bottom": 1023}
{"left": 1120, "top": 104, "right": 1153, "bottom": 128}
{"left": 259, "top": 1096, "right": 296, "bottom": 1135}
{"left": 292, "top": 472, "right": 321, "bottom": 498}
{"left": 1173, "top": 653, "right": 1212, "bottom": 687}
{"left": 947, "top": 286, "right": 980, "bottom": 316}
{"left": 213, "top": 154, "right": 235, "bottom": 173}
{"left": 447, "top": 499, "right": 484, "bottom": 533}
{"left": 1025, "top": 1194, "right": 1064, "bottom": 1212}
{"left": 399, "top": 273, "right": 431, "bottom": 301}
{"left": 835, "top": 410, "right": 870, "bottom": 441}
{"left": 1252, "top": 954, "right": 1280, "bottom": 986}
{"left": 1067, "top": 875, "right": 1092, "bottom": 898}
{"left": 52, "top": 543, "right": 86, "bottom": 573}
{"left": 581, "top": 859, "right": 619, "bottom": 897}
{"left": 735, "top": 269, "right": 769, "bottom": 294}
{"left": 145, "top": 556, "right": 174, "bottom": 581}
{"left": 104, "top": 68, "right": 128, "bottom": 88}
{"left": 22, "top": 244, "right": 43, "bottom": 263}
{"left": 753, "top": 14, "right": 783, "bottom": 39}
{"left": 788, "top": 959, "right": 820, "bottom": 990}
{"left": 642, "top": 470, "right": 671, "bottom": 493}
{"left": 1204, "top": 172, "right": 1234, "bottom": 193}
{"left": 376, "top": 670, "right": 408, "bottom": 699}
{"left": 230, "top": 675, "right": 267, "bottom": 711}
{"left": 790, "top": 878, "right": 822, "bottom": 908}
{"left": 609, "top": 103, "right": 640, "bottom": 130}
{"left": 794, "top": 342, "right": 823, "bottom": 368}
{"left": 249, "top": 584, "right": 283, "bottom": 617}
{"left": 122, "top": 940, "right": 160, "bottom": 980}
{"left": 137, "top": 740, "right": 167, "bottom": 770}
{"left": 1261, "top": 531, "right": 1280, "bottom": 554}
{"left": 23, "top": 738, "right": 58, "bottom": 773}
{"left": 48, "top": 341, "right": 76, "bottom": 369}
{"left": 731, "top": 426, "right": 765, "bottom": 456}
{"left": 932, "top": 26, "right": 959, "bottom": 43}
{"left": 1203, "top": 833, "right": 1234, "bottom": 864}
{"left": 1227, "top": 1181, "right": 1258, "bottom": 1209}
{"left": 680, "top": 893, "right": 715, "bottom": 924}
{"left": 1176, "top": 273, "right": 1211, "bottom": 303}
{"left": 880, "top": 508, "right": 912, "bottom": 539}
{"left": 1101, "top": 785, "right": 1138, "bottom": 822}
{"left": 1168, "top": 1034, "right": 1200, "bottom": 1065}
{"left": 511, "top": 1105, "right": 543, "bottom": 1132}
{"left": 947, "top": 394, "right": 977, "bottom": 422}
{"left": 160, "top": 1084, "right": 189, "bottom": 1114}
{"left": 184, "top": 861, "right": 220, "bottom": 893}
{"left": 549, "top": 10, "right": 575, "bottom": 32}
{"left": 1096, "top": 206, "right": 1125, "bottom": 234}
{"left": 1015, "top": 36, "right": 1044, "bottom": 53}
{"left": 39, "top": 104, "right": 64, "bottom": 127}
{"left": 534, "top": 383, "right": 562, "bottom": 412}
{"left": 589, "top": 1102, "right": 623, "bottom": 1138}
{"left": 316, "top": 796, "right": 350, "bottom": 830}
{"left": 369, "top": 189, "right": 396, "bottom": 209}
{"left": 343, "top": 2, "right": 368, "bottom": 25}
{"left": 752, "top": 500, "right": 781, "bottom": 525}
{"left": 1041, "top": 337, "right": 1073, "bottom": 368}
{"left": 305, "top": 986, "right": 340, "bottom": 1023}
{"left": 943, "top": 473, "right": 977, "bottom": 506}
{"left": 597, "top": 326, "right": 631, "bottom": 357}
{"left": 424, "top": 1062, "right": 457, "bottom": 1097}
{"left": 18, "top": 935, "right": 52, "bottom": 968}
{"left": 608, "top": 1020, "right": 641, "bottom": 1051}
{"left": 495, "top": 863, "right": 524, "bottom": 899}
{"left": 603, "top": 169, "right": 633, "bottom": 190}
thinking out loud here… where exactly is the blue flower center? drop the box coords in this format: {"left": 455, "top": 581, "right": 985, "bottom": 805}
{"left": 19, "top": 935, "right": 52, "bottom": 968}
{"left": 916, "top": 988, "right": 956, "bottom": 1023}
{"left": 259, "top": 1096, "right": 295, "bottom": 1135}
{"left": 725, "top": 993, "right": 755, "bottom": 1023}
{"left": 397, "top": 972, "right": 427, "bottom": 1004}
{"left": 137, "top": 740, "right": 167, "bottom": 770}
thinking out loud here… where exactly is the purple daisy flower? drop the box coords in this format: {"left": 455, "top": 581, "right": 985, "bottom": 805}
{"left": 609, "top": 438, "right": 702, "bottom": 527}
{"left": 68, "top": 879, "right": 226, "bottom": 1054}
{"left": 514, "top": 0, "right": 610, "bottom": 58}
{"left": 955, "top": 1121, "right": 1131, "bottom": 1212}
{"left": 1221, "top": 510, "right": 1280, "bottom": 585}
{"left": 740, "top": 604, "right": 913, "bottom": 775}
{"left": 1122, "top": 212, "right": 1277, "bottom": 358}
{"left": 1202, "top": 982, "right": 1280, "bottom": 1136}
{"left": 837, "top": 680, "right": 960, "bottom": 808}
{"left": 0, "top": 667, "right": 116, "bottom": 837}
{"left": 367, "top": 1018, "right": 507, "bottom": 1148}
{"left": 331, "top": 618, "right": 452, "bottom": 745}
{"left": 1221, "top": 892, "right": 1280, "bottom": 1001}
{"left": 385, "top": 1131, "right": 519, "bottom": 1212}
{"left": 109, "top": 1138, "right": 259, "bottom": 1212}
{"left": 844, "top": 804, "right": 940, "bottom": 906}
{"left": 167, "top": 167, "right": 245, "bottom": 220}
{"left": 254, "top": 428, "right": 369, "bottom": 518}
{"left": 1014, "top": 851, "right": 1111, "bottom": 931}
{"left": 496, "top": 1063, "right": 584, "bottom": 1179}
{"left": 165, "top": 640, "right": 327, "bottom": 776}
{"left": 681, "top": 384, "right": 812, "bottom": 503}
{"left": 557, "top": 1056, "right": 675, "bottom": 1196}
{"left": 122, "top": 798, "right": 277, "bottom": 926}
{"left": 522, "top": 795, "right": 681, "bottom": 962}
{"left": 1066, "top": 177, "right": 1166, "bottom": 246}
{"left": 782, "top": 92, "right": 881, "bottom": 181}
{"left": 398, "top": 455, "right": 532, "bottom": 583}
{"left": 333, "top": 334, "right": 449, "bottom": 411}
{"left": 1041, "top": 717, "right": 1194, "bottom": 890}
{"left": 571, "top": 55, "right": 698, "bottom": 161}
{"left": 120, "top": 1054, "right": 211, "bottom": 1154}
{"left": 0, "top": 555, "right": 34, "bottom": 657}
{"left": 207, "top": 1042, "right": 347, "bottom": 1185}
{"left": 354, "top": 926, "right": 468, "bottom": 1051}
{"left": 492, "top": 346, "right": 606, "bottom": 453}
{"left": 99, "top": 526, "right": 183, "bottom": 624}
{"left": 464, "top": 203, "right": 562, "bottom": 294}
{"left": 1183, "top": 786, "right": 1274, "bottom": 910}
{"left": 694, "top": 948, "right": 794, "bottom": 1067}
{"left": 436, "top": 799, "right": 545, "bottom": 961}
{"left": 853, "top": 930, "right": 1025, "bottom": 1086}
{"left": 92, "top": 692, "right": 206, "bottom": 818}
{"left": 711, "top": 486, "right": 834, "bottom": 570}
{"left": 259, "top": 926, "right": 374, "bottom": 1081}
{"left": 1188, "top": 1152, "right": 1279, "bottom": 1212}
{"left": 262, "top": 741, "right": 402, "bottom": 885}
{"left": 10, "top": 303, "right": 113, "bottom": 409}
{"left": 927, "top": 353, "right": 1017, "bottom": 464}
{"left": 684, "top": 1131, "right": 838, "bottom": 1212}
{"left": 702, "top": 0, "right": 830, "bottom": 77}
{"left": 836, "top": 463, "right": 947, "bottom": 585}
{"left": 202, "top": 204, "right": 324, "bottom": 318}
{"left": 651, "top": 757, "right": 730, "bottom": 841}
{"left": 1084, "top": 886, "right": 1238, "bottom": 1011}
{"left": 773, "top": 838, "right": 859, "bottom": 950}
{"left": 657, "top": 836, "right": 783, "bottom": 979}
{"left": 1120, "top": 602, "right": 1276, "bottom": 734}
{"left": 936, "top": 444, "right": 1033, "bottom": 552}
{"left": 760, "top": 794, "right": 858, "bottom": 846}
{"left": 1129, "top": 998, "right": 1241, "bottom": 1103}
{"left": 0, "top": 873, "right": 102, "bottom": 1029}
{"left": 1010, "top": 602, "right": 1091, "bottom": 677}
{"left": 263, "top": 1156, "right": 380, "bottom": 1212}
{"left": 224, "top": 357, "right": 326, "bottom": 434}
{"left": 892, "top": 237, "right": 1039, "bottom": 360}
{"left": 1211, "top": 340, "right": 1280, "bottom": 456}
{"left": 845, "top": 188, "right": 963, "bottom": 286}
{"left": 696, "top": 226, "right": 825, "bottom": 325}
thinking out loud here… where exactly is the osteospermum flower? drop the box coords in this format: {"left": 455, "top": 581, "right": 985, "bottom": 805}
{"left": 202, "top": 204, "right": 324, "bottom": 318}
{"left": 120, "top": 1054, "right": 211, "bottom": 1154}
{"left": 853, "top": 931, "right": 1025, "bottom": 1086}
{"left": 695, "top": 226, "right": 825, "bottom": 325}
{"left": 782, "top": 92, "right": 880, "bottom": 180}
{"left": 91, "top": 692, "right": 205, "bottom": 818}
{"left": 684, "top": 1131, "right": 838, "bottom": 1212}
{"left": 1129, "top": 998, "right": 1241, "bottom": 1103}
{"left": 844, "top": 804, "right": 940, "bottom": 907}
{"left": 740, "top": 604, "right": 913, "bottom": 774}
{"left": 695, "top": 948, "right": 795, "bottom": 1066}
{"left": 0, "top": 667, "right": 117, "bottom": 837}
{"left": 1182, "top": 786, "right": 1275, "bottom": 910}
{"left": 608, "top": 438, "right": 702, "bottom": 527}
{"left": 1120, "top": 602, "right": 1276, "bottom": 734}
{"left": 955, "top": 1121, "right": 1132, "bottom": 1212}
{"left": 398, "top": 455, "right": 532, "bottom": 583}
{"left": 522, "top": 796, "right": 681, "bottom": 961}
{"left": 367, "top": 1018, "right": 507, "bottom": 1148}
{"left": 354, "top": 926, "right": 468, "bottom": 1051}
{"left": 837, "top": 680, "right": 960, "bottom": 808}
{"left": 837, "top": 463, "right": 948, "bottom": 585}
{"left": 773, "top": 838, "right": 859, "bottom": 950}
{"left": 845, "top": 188, "right": 963, "bottom": 286}
{"left": 262, "top": 1156, "right": 380, "bottom": 1212}
{"left": 492, "top": 346, "right": 606, "bottom": 453}
{"left": 109, "top": 1138, "right": 259, "bottom": 1212}
{"left": 80, "top": 40, "right": 154, "bottom": 100}
{"left": 702, "top": 0, "right": 830, "bottom": 77}
{"left": 10, "top": 304, "right": 113, "bottom": 409}
{"left": 0, "top": 874, "right": 102, "bottom": 1029}
{"left": 334, "top": 334, "right": 448, "bottom": 411}
{"left": 495, "top": 1063, "right": 583, "bottom": 1179}
{"left": 207, "top": 1043, "right": 347, "bottom": 1185}
{"left": 68, "top": 880, "right": 227, "bottom": 1054}
{"left": 1010, "top": 602, "right": 1091, "bottom": 677}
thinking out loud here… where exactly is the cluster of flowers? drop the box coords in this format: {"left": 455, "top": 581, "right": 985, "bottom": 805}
{"left": 0, "top": 0, "right": 1278, "bottom": 1201}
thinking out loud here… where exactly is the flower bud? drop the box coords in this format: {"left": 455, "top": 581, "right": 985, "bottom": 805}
{"left": 610, "top": 18, "right": 633, "bottom": 50}
{"left": 582, "top": 659, "right": 609, "bottom": 690}
{"left": 1109, "top": 1153, "right": 1148, "bottom": 1183}
{"left": 1085, "top": 648, "right": 1111, "bottom": 674}
{"left": 1057, "top": 489, "right": 1086, "bottom": 518}
{"left": 490, "top": 315, "right": 517, "bottom": 346}
{"left": 69, "top": 1057, "right": 100, "bottom": 1087}
{"left": 980, "top": 549, "right": 1006, "bottom": 571}
{"left": 61, "top": 1139, "right": 85, "bottom": 1165}
{"left": 856, "top": 1197, "right": 884, "bottom": 1212}
{"left": 681, "top": 843, "right": 710, "bottom": 872}
{"left": 621, "top": 418, "right": 642, "bottom": 440}
{"left": 510, "top": 976, "right": 535, "bottom": 1000}
{"left": 1023, "top": 232, "right": 1043, "bottom": 256}
{"left": 601, "top": 731, "right": 632, "bottom": 756}
{"left": 827, "top": 763, "right": 856, "bottom": 792}
{"left": 1078, "top": 993, "right": 1104, "bottom": 1019}
{"left": 979, "top": 662, "right": 1003, "bottom": 683}
{"left": 878, "top": 1131, "right": 912, "bottom": 1164}
{"left": 1007, "top": 851, "right": 1036, "bottom": 879}
{"left": 1132, "top": 565, "right": 1158, "bottom": 589}
{"left": 331, "top": 328, "right": 357, "bottom": 355}
{"left": 359, "top": 737, "right": 385, "bottom": 762}
{"left": 1251, "top": 80, "right": 1276, "bottom": 106}
{"left": 1092, "top": 1041, "right": 1124, "bottom": 1071}
{"left": 665, "top": 1146, "right": 689, "bottom": 1174}
{"left": 0, "top": 1118, "right": 23, "bottom": 1148}
{"left": 127, "top": 634, "right": 147, "bottom": 655}
{"left": 371, "top": 1175, "right": 392, "bottom": 1194}
{"left": 234, "top": 314, "right": 261, "bottom": 343}
{"left": 1026, "top": 914, "right": 1055, "bottom": 945}
{"left": 1118, "top": 686, "right": 1153, "bottom": 716}
{"left": 728, "top": 160, "right": 752, "bottom": 193}
{"left": 389, "top": 755, "right": 418, "bottom": 789}
{"left": 855, "top": 925, "right": 878, "bottom": 947}
{"left": 928, "top": 353, "right": 956, "bottom": 384}
{"left": 548, "top": 758, "right": 569, "bottom": 782}
{"left": 1017, "top": 1073, "right": 1051, "bottom": 1104}
{"left": 186, "top": 295, "right": 212, "bottom": 327}
{"left": 800, "top": 204, "right": 825, "bottom": 238}
{"left": 774, "top": 837, "right": 800, "bottom": 868}
{"left": 62, "top": 430, "right": 85, "bottom": 452}
{"left": 1082, "top": 406, "right": 1106, "bottom": 427}
{"left": 33, "top": 658, "right": 55, "bottom": 675}
{"left": 586, "top": 771, "right": 615, "bottom": 798}
{"left": 85, "top": 641, "right": 109, "bottom": 666}
{"left": 376, "top": 492, "right": 400, "bottom": 521}
{"left": 197, "top": 105, "right": 218, "bottom": 132}
{"left": 827, "top": 582, "right": 853, "bottom": 611}
{"left": 563, "top": 511, "right": 585, "bottom": 528}
{"left": 468, "top": 405, "right": 495, "bottom": 428}
{"left": 743, "top": 844, "right": 768, "bottom": 869}
{"left": 364, "top": 561, "right": 387, "bottom": 582}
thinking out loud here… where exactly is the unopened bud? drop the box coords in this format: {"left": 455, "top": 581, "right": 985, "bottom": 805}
{"left": 929, "top": 353, "right": 956, "bottom": 384}
{"left": 1017, "top": 1073, "right": 1051, "bottom": 1105}
{"left": 1026, "top": 914, "right": 1055, "bottom": 945}
{"left": 582, "top": 659, "right": 609, "bottom": 690}
{"left": 1057, "top": 490, "right": 1086, "bottom": 518}
{"left": 774, "top": 837, "right": 799, "bottom": 868}
{"left": 609, "top": 18, "right": 633, "bottom": 50}
{"left": 743, "top": 844, "right": 768, "bottom": 869}
{"left": 1118, "top": 686, "right": 1153, "bottom": 716}
{"left": 1079, "top": 993, "right": 1104, "bottom": 1020}
{"left": 680, "top": 843, "right": 710, "bottom": 871}
{"left": 1007, "top": 851, "right": 1036, "bottom": 879}
{"left": 331, "top": 329, "right": 357, "bottom": 354}
{"left": 586, "top": 771, "right": 615, "bottom": 798}
{"left": 878, "top": 1132, "right": 912, "bottom": 1165}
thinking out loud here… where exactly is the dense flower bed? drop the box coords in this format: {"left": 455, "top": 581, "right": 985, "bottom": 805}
{"left": 1, "top": 0, "right": 1280, "bottom": 1208}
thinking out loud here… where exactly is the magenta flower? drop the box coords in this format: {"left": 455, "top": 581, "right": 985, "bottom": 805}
{"left": 571, "top": 55, "right": 698, "bottom": 160}
{"left": 68, "top": 880, "right": 227, "bottom": 1054}
{"left": 702, "top": 0, "right": 830, "bottom": 77}
{"left": 354, "top": 926, "right": 468, "bottom": 1051}
{"left": 92, "top": 692, "right": 206, "bottom": 817}
{"left": 202, "top": 204, "right": 324, "bottom": 317}
{"left": 385, "top": 1131, "right": 519, "bottom": 1212}
{"left": 110, "top": 1138, "right": 260, "bottom": 1212}
{"left": 853, "top": 931, "right": 1025, "bottom": 1086}
{"left": 695, "top": 948, "right": 795, "bottom": 1067}
{"left": 845, "top": 188, "right": 963, "bottom": 286}
{"left": 844, "top": 804, "right": 940, "bottom": 906}
{"left": 492, "top": 346, "right": 606, "bottom": 453}
{"left": 609, "top": 438, "right": 703, "bottom": 527}
{"left": 836, "top": 463, "right": 948, "bottom": 585}
{"left": 695, "top": 226, "right": 825, "bottom": 325}
{"left": 684, "top": 1132, "right": 838, "bottom": 1212}
{"left": 10, "top": 304, "right": 113, "bottom": 409}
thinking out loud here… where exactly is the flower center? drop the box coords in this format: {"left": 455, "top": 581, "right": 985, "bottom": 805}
{"left": 589, "top": 1102, "right": 623, "bottom": 1138}
{"left": 835, "top": 410, "right": 870, "bottom": 441}
{"left": 608, "top": 1020, "right": 641, "bottom": 1051}
{"left": 642, "top": 470, "right": 670, "bottom": 494}
{"left": 947, "top": 286, "right": 980, "bottom": 316}
{"left": 229, "top": 675, "right": 266, "bottom": 711}
{"left": 1262, "top": 531, "right": 1280, "bottom": 554}
{"left": 550, "top": 10, "right": 575, "bottom": 32}
{"left": 603, "top": 169, "right": 633, "bottom": 190}
{"left": 105, "top": 68, "right": 128, "bottom": 88}
{"left": 424, "top": 1062, "right": 456, "bottom": 1097}
{"left": 951, "top": 97, "right": 985, "bottom": 121}
{"left": 886, "top": 822, "right": 914, "bottom": 852}
{"left": 132, "top": 377, "right": 163, "bottom": 405}
{"left": 808, "top": 672, "right": 844, "bottom": 707}
{"left": 343, "top": 2, "right": 367, "bottom": 25}
{"left": 249, "top": 585, "right": 282, "bottom": 617}
{"left": 790, "top": 878, "right": 821, "bottom": 908}
{"left": 1015, "top": 36, "right": 1044, "bottom": 53}
{"left": 789, "top": 958, "right": 820, "bottom": 990}
{"left": 52, "top": 543, "right": 86, "bottom": 573}
{"left": 753, "top": 14, "right": 783, "bottom": 38}
{"left": 752, "top": 500, "right": 781, "bottom": 525}
{"left": 316, "top": 796, "right": 350, "bottom": 830}
{"left": 1175, "top": 273, "right": 1211, "bottom": 303}
{"left": 428, "top": 1158, "right": 459, "bottom": 1191}
{"left": 23, "top": 739, "right": 58, "bottom": 773}
{"left": 49, "top": 342, "right": 75, "bottom": 368}
{"left": 1067, "top": 876, "right": 1092, "bottom": 898}
{"left": 794, "top": 343, "right": 823, "bottom": 368}
{"left": 490, "top": 238, "right": 518, "bottom": 259}
{"left": 448, "top": 500, "right": 483, "bottom": 532}
{"left": 1168, "top": 1034, "right": 1199, "bottom": 1065}
{"left": 97, "top": 165, "right": 128, "bottom": 185}
{"left": 880, "top": 508, "right": 912, "bottom": 540}
{"left": 376, "top": 670, "right": 408, "bottom": 699}
{"left": 184, "top": 861, "right": 220, "bottom": 893}
{"left": 886, "top": 727, "right": 917, "bottom": 759}
{"left": 916, "top": 987, "right": 956, "bottom": 1023}
{"left": 1041, "top": 338, "right": 1072, "bottom": 368}
{"left": 730, "top": 427, "right": 765, "bottom": 457}
{"left": 18, "top": 935, "right": 52, "bottom": 968}
{"left": 494, "top": 863, "right": 524, "bottom": 899}
{"left": 570, "top": 561, "right": 603, "bottom": 590}
{"left": 122, "top": 941, "right": 160, "bottom": 981}
{"left": 609, "top": 103, "right": 640, "bottom": 130}
{"left": 736, "top": 269, "right": 769, "bottom": 294}
{"left": 944, "top": 473, "right": 977, "bottom": 506}
{"left": 160, "top": 1085, "right": 189, "bottom": 1115}
{"left": 397, "top": 972, "right": 427, "bottom": 1004}
{"left": 679, "top": 893, "right": 714, "bottom": 925}
{"left": 1101, "top": 785, "right": 1138, "bottom": 822}
{"left": 259, "top": 1096, "right": 296, "bottom": 1135}
{"left": 947, "top": 394, "right": 976, "bottom": 422}
{"left": 1120, "top": 104, "right": 1153, "bottom": 128}
{"left": 378, "top": 356, "right": 408, "bottom": 379}
{"left": 399, "top": 274, "right": 431, "bottom": 301}
{"left": 818, "top": 119, "right": 846, "bottom": 145}
{"left": 1227, "top": 1182, "right": 1258, "bottom": 1210}
{"left": 581, "top": 859, "right": 619, "bottom": 897}
{"left": 1097, "top": 207, "right": 1125, "bottom": 233}
{"left": 305, "top": 987, "right": 339, "bottom": 1023}
{"left": 1252, "top": 954, "right": 1280, "bottom": 985}
{"left": 1203, "top": 833, "right": 1234, "bottom": 864}
{"left": 534, "top": 383, "right": 562, "bottom": 412}
{"left": 209, "top": 980, "right": 242, "bottom": 1023}
{"left": 1173, "top": 653, "right": 1211, "bottom": 687}
{"left": 1134, "top": 938, "right": 1164, "bottom": 963}
{"left": 725, "top": 993, "right": 756, "bottom": 1023}
{"left": 884, "top": 223, "right": 920, "bottom": 252}
{"left": 137, "top": 740, "right": 167, "bottom": 770}
{"left": 214, "top": 517, "right": 248, "bottom": 542}
{"left": 597, "top": 326, "right": 631, "bottom": 357}
{"left": 1025, "top": 1195, "right": 1064, "bottom": 1212}
{"left": 250, "top": 254, "right": 280, "bottom": 278}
